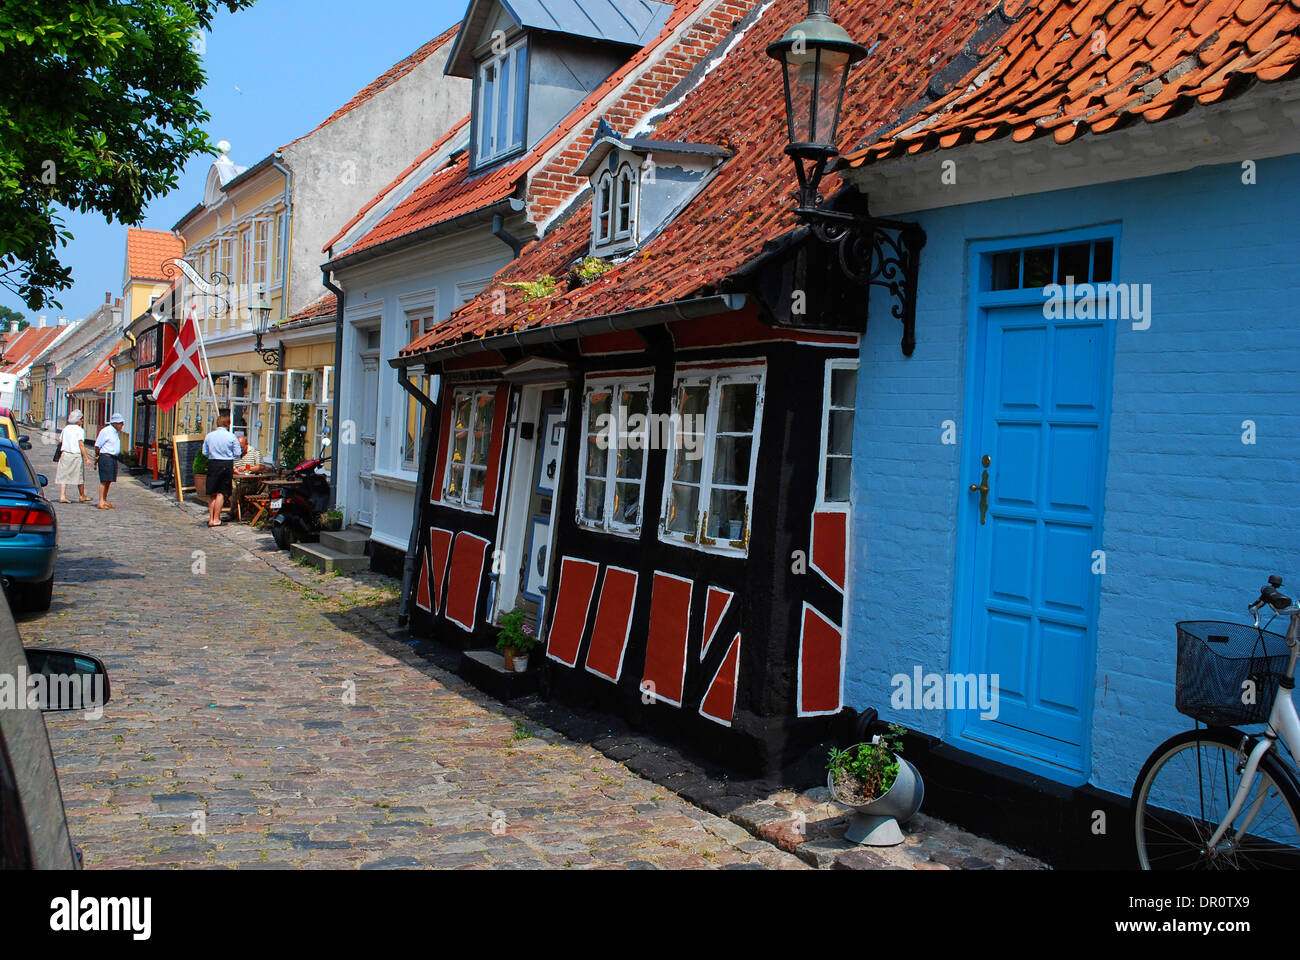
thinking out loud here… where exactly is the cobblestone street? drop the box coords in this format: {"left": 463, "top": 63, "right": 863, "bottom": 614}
{"left": 17, "top": 437, "right": 804, "bottom": 870}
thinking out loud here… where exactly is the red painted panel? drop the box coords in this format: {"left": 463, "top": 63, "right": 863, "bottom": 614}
{"left": 584, "top": 566, "right": 638, "bottom": 682}
{"left": 431, "top": 387, "right": 454, "bottom": 504}
{"left": 429, "top": 527, "right": 454, "bottom": 614}
{"left": 480, "top": 383, "right": 511, "bottom": 513}
{"left": 699, "top": 633, "right": 741, "bottom": 727}
{"left": 700, "top": 585, "right": 733, "bottom": 661}
{"left": 444, "top": 532, "right": 490, "bottom": 632}
{"left": 415, "top": 546, "right": 432, "bottom": 612}
{"left": 545, "top": 557, "right": 599, "bottom": 668}
{"left": 811, "top": 510, "right": 848, "bottom": 592}
{"left": 580, "top": 330, "right": 645, "bottom": 355}
{"left": 669, "top": 303, "right": 857, "bottom": 350}
{"left": 799, "top": 604, "right": 843, "bottom": 716}
{"left": 641, "top": 572, "right": 693, "bottom": 707}
{"left": 443, "top": 351, "right": 506, "bottom": 372}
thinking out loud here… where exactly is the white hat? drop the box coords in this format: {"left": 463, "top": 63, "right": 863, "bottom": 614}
{"left": 68, "top": 410, "right": 83, "bottom": 423}
{"left": 110, "top": 412, "right": 125, "bottom": 424}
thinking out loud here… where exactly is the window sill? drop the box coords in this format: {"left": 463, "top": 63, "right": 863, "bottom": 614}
{"left": 576, "top": 523, "right": 641, "bottom": 540}
{"left": 371, "top": 469, "right": 418, "bottom": 493}
{"left": 657, "top": 531, "right": 749, "bottom": 559}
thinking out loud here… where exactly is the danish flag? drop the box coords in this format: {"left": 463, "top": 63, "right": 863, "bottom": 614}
{"left": 151, "top": 307, "right": 207, "bottom": 412}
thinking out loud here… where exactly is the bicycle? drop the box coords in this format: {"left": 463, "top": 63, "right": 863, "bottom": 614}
{"left": 1133, "top": 575, "right": 1300, "bottom": 869}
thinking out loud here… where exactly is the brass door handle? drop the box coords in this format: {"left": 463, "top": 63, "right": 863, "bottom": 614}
{"left": 969, "top": 454, "right": 991, "bottom": 525}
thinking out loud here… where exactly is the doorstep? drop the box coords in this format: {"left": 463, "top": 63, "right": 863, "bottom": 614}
{"left": 458, "top": 649, "right": 538, "bottom": 701}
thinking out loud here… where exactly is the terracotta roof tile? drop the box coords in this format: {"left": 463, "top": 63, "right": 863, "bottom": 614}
{"left": 69, "top": 344, "right": 121, "bottom": 394}
{"left": 0, "top": 326, "right": 65, "bottom": 373}
{"left": 400, "top": 0, "right": 990, "bottom": 358}
{"left": 287, "top": 293, "right": 338, "bottom": 324}
{"left": 126, "top": 227, "right": 185, "bottom": 282}
{"left": 846, "top": 0, "right": 1300, "bottom": 167}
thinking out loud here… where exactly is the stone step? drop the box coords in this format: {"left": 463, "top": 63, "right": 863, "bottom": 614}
{"left": 319, "top": 529, "right": 369, "bottom": 555}
{"left": 290, "top": 542, "right": 369, "bottom": 574}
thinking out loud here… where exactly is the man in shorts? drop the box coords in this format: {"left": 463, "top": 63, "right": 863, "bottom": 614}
{"left": 93, "top": 413, "right": 126, "bottom": 510}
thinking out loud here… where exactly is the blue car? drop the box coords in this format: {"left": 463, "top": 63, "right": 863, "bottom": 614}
{"left": 0, "top": 437, "right": 56, "bottom": 612}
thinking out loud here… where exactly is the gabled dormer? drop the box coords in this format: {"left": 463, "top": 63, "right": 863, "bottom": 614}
{"left": 445, "top": 0, "right": 674, "bottom": 171}
{"left": 578, "top": 118, "right": 729, "bottom": 257}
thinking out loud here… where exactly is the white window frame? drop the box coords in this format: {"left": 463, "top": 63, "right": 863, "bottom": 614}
{"left": 314, "top": 404, "right": 331, "bottom": 459}
{"left": 229, "top": 372, "right": 257, "bottom": 444}
{"left": 441, "top": 385, "right": 498, "bottom": 510}
{"left": 659, "top": 363, "right": 766, "bottom": 557}
{"left": 286, "top": 370, "right": 315, "bottom": 403}
{"left": 252, "top": 218, "right": 269, "bottom": 288}
{"left": 400, "top": 369, "right": 429, "bottom": 472}
{"left": 475, "top": 37, "right": 527, "bottom": 165}
{"left": 316, "top": 366, "right": 333, "bottom": 405}
{"left": 818, "top": 359, "right": 857, "bottom": 510}
{"left": 264, "top": 370, "right": 288, "bottom": 404}
{"left": 592, "top": 162, "right": 639, "bottom": 254}
{"left": 577, "top": 376, "right": 653, "bottom": 537}
{"left": 272, "top": 210, "right": 288, "bottom": 287}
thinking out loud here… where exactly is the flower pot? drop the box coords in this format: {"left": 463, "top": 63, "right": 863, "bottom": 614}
{"left": 502, "top": 647, "right": 516, "bottom": 671}
{"left": 828, "top": 750, "right": 924, "bottom": 847}
{"left": 513, "top": 654, "right": 529, "bottom": 673}
{"left": 194, "top": 473, "right": 207, "bottom": 498}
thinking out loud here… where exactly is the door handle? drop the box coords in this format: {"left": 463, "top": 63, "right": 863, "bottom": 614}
{"left": 969, "top": 454, "right": 991, "bottom": 525}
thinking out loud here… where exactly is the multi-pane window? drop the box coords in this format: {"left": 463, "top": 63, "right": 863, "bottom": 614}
{"left": 273, "top": 211, "right": 288, "bottom": 286}
{"left": 476, "top": 38, "right": 527, "bottom": 164}
{"left": 661, "top": 366, "right": 765, "bottom": 553}
{"left": 229, "top": 373, "right": 257, "bottom": 452}
{"left": 218, "top": 237, "right": 234, "bottom": 327}
{"left": 988, "top": 238, "right": 1114, "bottom": 291}
{"left": 314, "top": 405, "right": 331, "bottom": 459}
{"left": 443, "top": 387, "right": 496, "bottom": 508}
{"left": 252, "top": 219, "right": 269, "bottom": 287}
{"left": 579, "top": 378, "right": 651, "bottom": 534}
{"left": 592, "top": 165, "right": 638, "bottom": 249}
{"left": 402, "top": 371, "right": 429, "bottom": 471}
{"left": 821, "top": 362, "right": 857, "bottom": 505}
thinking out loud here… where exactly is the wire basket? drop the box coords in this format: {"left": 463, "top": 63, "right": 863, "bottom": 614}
{"left": 1175, "top": 621, "right": 1290, "bottom": 727}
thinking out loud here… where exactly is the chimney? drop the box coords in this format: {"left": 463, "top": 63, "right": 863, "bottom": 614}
{"left": 57, "top": 316, "right": 67, "bottom": 326}
{"left": 7, "top": 321, "right": 16, "bottom": 334}
{"left": 37, "top": 315, "right": 46, "bottom": 328}
{"left": 104, "top": 292, "right": 111, "bottom": 304}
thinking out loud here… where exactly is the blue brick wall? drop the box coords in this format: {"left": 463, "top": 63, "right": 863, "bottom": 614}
{"left": 847, "top": 154, "right": 1300, "bottom": 797}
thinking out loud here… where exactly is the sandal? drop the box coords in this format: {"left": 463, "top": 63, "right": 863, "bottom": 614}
{"left": 79, "top": 497, "right": 91, "bottom": 503}
{"left": 97, "top": 504, "right": 115, "bottom": 510}
{"left": 58, "top": 498, "right": 71, "bottom": 504}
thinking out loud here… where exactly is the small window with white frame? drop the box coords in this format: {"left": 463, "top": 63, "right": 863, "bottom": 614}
{"left": 443, "top": 386, "right": 497, "bottom": 508}
{"left": 820, "top": 360, "right": 857, "bottom": 507}
{"left": 401, "top": 369, "right": 430, "bottom": 472}
{"left": 475, "top": 37, "right": 527, "bottom": 166}
{"left": 579, "top": 377, "right": 652, "bottom": 535}
{"left": 660, "top": 364, "right": 765, "bottom": 554}
{"left": 264, "top": 370, "right": 287, "bottom": 404}
{"left": 286, "top": 370, "right": 315, "bottom": 403}
{"left": 314, "top": 405, "right": 331, "bottom": 459}
{"left": 592, "top": 163, "right": 638, "bottom": 253}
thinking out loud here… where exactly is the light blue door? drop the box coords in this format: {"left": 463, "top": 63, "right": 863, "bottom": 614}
{"left": 954, "top": 299, "right": 1113, "bottom": 779}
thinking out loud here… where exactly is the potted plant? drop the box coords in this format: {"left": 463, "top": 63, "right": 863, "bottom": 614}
{"left": 192, "top": 451, "right": 209, "bottom": 498}
{"left": 321, "top": 509, "right": 343, "bottom": 532}
{"left": 826, "top": 723, "right": 924, "bottom": 846}
{"left": 495, "top": 607, "right": 537, "bottom": 672}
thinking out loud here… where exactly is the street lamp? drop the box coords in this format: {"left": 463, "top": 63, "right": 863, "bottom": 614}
{"left": 767, "top": 0, "right": 926, "bottom": 356}
{"left": 250, "top": 285, "right": 281, "bottom": 367}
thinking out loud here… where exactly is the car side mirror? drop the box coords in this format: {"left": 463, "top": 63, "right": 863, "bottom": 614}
{"left": 18, "top": 435, "right": 31, "bottom": 450}
{"left": 23, "top": 649, "right": 111, "bottom": 712}
{"left": 37, "top": 475, "right": 48, "bottom": 487}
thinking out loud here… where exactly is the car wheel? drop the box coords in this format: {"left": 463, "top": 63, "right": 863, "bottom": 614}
{"left": 22, "top": 577, "right": 53, "bottom": 612}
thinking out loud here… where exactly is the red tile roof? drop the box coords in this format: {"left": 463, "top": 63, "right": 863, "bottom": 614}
{"left": 845, "top": 0, "right": 1300, "bottom": 165}
{"left": 0, "top": 326, "right": 66, "bottom": 373}
{"left": 69, "top": 345, "right": 121, "bottom": 395}
{"left": 126, "top": 227, "right": 185, "bottom": 282}
{"left": 286, "top": 23, "right": 462, "bottom": 149}
{"left": 287, "top": 293, "right": 339, "bottom": 324}
{"left": 336, "top": 0, "right": 736, "bottom": 263}
{"left": 400, "top": 0, "right": 992, "bottom": 357}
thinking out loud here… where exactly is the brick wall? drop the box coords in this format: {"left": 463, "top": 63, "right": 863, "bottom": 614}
{"left": 523, "top": 0, "right": 755, "bottom": 225}
{"left": 846, "top": 153, "right": 1300, "bottom": 796}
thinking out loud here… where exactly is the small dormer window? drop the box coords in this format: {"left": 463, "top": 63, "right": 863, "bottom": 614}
{"left": 476, "top": 37, "right": 528, "bottom": 165}
{"left": 593, "top": 162, "right": 638, "bottom": 252}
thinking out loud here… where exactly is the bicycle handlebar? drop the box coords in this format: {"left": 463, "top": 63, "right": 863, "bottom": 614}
{"left": 1250, "top": 575, "right": 1293, "bottom": 615}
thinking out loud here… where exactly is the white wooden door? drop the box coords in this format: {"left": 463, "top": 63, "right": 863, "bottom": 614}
{"left": 358, "top": 356, "right": 379, "bottom": 526}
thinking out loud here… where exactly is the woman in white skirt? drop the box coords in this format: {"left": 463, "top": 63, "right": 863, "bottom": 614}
{"left": 55, "top": 410, "right": 93, "bottom": 503}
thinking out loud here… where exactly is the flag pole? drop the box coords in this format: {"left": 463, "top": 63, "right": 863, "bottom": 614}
{"left": 189, "top": 302, "right": 220, "bottom": 423}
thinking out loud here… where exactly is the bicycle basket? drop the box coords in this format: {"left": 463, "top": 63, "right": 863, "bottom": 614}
{"left": 1175, "top": 620, "right": 1289, "bottom": 726}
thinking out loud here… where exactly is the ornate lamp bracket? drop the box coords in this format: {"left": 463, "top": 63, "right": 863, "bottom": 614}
{"left": 253, "top": 341, "right": 282, "bottom": 367}
{"left": 797, "top": 205, "right": 926, "bottom": 356}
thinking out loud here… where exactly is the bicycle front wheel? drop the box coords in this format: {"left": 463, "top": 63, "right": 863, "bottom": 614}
{"left": 1133, "top": 728, "right": 1300, "bottom": 869}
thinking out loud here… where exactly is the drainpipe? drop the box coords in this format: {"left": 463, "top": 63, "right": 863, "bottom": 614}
{"left": 322, "top": 269, "right": 344, "bottom": 510}
{"left": 395, "top": 366, "right": 438, "bottom": 629}
{"left": 492, "top": 213, "right": 524, "bottom": 260}
{"left": 270, "top": 154, "right": 293, "bottom": 467}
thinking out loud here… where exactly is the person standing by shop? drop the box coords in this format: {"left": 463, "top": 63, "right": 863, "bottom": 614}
{"left": 93, "top": 413, "right": 125, "bottom": 510}
{"left": 55, "top": 410, "right": 93, "bottom": 504}
{"left": 203, "top": 415, "right": 240, "bottom": 527}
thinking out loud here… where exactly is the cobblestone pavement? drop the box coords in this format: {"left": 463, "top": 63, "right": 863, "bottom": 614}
{"left": 18, "top": 437, "right": 803, "bottom": 870}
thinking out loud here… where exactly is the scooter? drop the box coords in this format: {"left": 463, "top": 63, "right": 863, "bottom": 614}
{"left": 269, "top": 449, "right": 332, "bottom": 551}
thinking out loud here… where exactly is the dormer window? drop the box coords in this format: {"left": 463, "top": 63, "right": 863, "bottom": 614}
{"left": 594, "top": 163, "right": 638, "bottom": 249}
{"left": 476, "top": 37, "right": 528, "bottom": 165}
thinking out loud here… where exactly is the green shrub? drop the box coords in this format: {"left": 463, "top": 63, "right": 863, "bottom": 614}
{"left": 495, "top": 606, "right": 537, "bottom": 655}
{"left": 827, "top": 723, "right": 906, "bottom": 802}
{"left": 192, "top": 451, "right": 209, "bottom": 474}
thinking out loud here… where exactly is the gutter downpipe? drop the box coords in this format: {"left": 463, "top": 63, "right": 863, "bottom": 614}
{"left": 270, "top": 154, "right": 293, "bottom": 467}
{"left": 322, "top": 268, "right": 345, "bottom": 510}
{"left": 395, "top": 368, "right": 438, "bottom": 629}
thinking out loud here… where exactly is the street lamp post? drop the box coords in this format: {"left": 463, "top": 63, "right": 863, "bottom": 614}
{"left": 767, "top": 0, "right": 926, "bottom": 355}
{"left": 250, "top": 286, "right": 281, "bottom": 367}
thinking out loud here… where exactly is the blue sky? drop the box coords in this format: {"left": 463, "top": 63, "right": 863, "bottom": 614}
{"left": 2, "top": 0, "right": 466, "bottom": 322}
